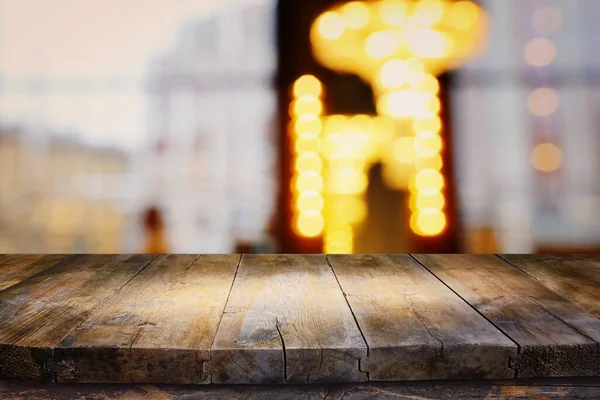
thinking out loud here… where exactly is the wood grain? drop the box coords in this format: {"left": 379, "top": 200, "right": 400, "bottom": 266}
{"left": 54, "top": 254, "right": 240, "bottom": 384}
{"left": 414, "top": 254, "right": 600, "bottom": 378}
{"left": 0, "top": 255, "right": 71, "bottom": 291}
{"left": 3, "top": 379, "right": 600, "bottom": 400}
{"left": 328, "top": 254, "right": 517, "bottom": 381}
{"left": 0, "top": 254, "right": 154, "bottom": 381}
{"left": 501, "top": 255, "right": 600, "bottom": 318}
{"left": 206, "top": 254, "right": 367, "bottom": 384}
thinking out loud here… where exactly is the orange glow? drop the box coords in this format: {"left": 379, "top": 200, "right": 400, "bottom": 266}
{"left": 413, "top": 116, "right": 442, "bottom": 133}
{"left": 414, "top": 131, "right": 443, "bottom": 158}
{"left": 415, "top": 169, "right": 445, "bottom": 192}
{"left": 413, "top": 0, "right": 445, "bottom": 26}
{"left": 448, "top": 1, "right": 480, "bottom": 30}
{"left": 341, "top": 2, "right": 370, "bottom": 30}
{"left": 295, "top": 211, "right": 325, "bottom": 238}
{"left": 415, "top": 154, "right": 443, "bottom": 171}
{"left": 295, "top": 152, "right": 322, "bottom": 173}
{"left": 293, "top": 75, "right": 323, "bottom": 97}
{"left": 531, "top": 143, "right": 564, "bottom": 172}
{"left": 409, "top": 29, "right": 450, "bottom": 59}
{"left": 411, "top": 208, "right": 447, "bottom": 236}
{"left": 393, "top": 137, "right": 416, "bottom": 164}
{"left": 317, "top": 12, "right": 345, "bottom": 40}
{"left": 366, "top": 31, "right": 400, "bottom": 59}
{"left": 296, "top": 193, "right": 325, "bottom": 213}
{"left": 378, "top": 1, "right": 407, "bottom": 26}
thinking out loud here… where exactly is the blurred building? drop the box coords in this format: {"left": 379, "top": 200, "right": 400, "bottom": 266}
{"left": 0, "top": 129, "right": 127, "bottom": 253}
{"left": 453, "top": 0, "right": 600, "bottom": 253}
{"left": 132, "top": 0, "right": 277, "bottom": 253}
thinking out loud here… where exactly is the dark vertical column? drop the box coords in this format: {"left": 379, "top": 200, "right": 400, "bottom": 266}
{"left": 275, "top": 0, "right": 332, "bottom": 253}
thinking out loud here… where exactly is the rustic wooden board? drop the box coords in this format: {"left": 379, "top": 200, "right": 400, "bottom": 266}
{"left": 54, "top": 254, "right": 240, "bottom": 384}
{"left": 3, "top": 379, "right": 600, "bottom": 400}
{"left": 0, "top": 254, "right": 154, "bottom": 381}
{"left": 0, "top": 255, "right": 72, "bottom": 291}
{"left": 206, "top": 254, "right": 367, "bottom": 384}
{"left": 501, "top": 255, "right": 600, "bottom": 319}
{"left": 413, "top": 254, "right": 600, "bottom": 378}
{"left": 328, "top": 254, "right": 517, "bottom": 381}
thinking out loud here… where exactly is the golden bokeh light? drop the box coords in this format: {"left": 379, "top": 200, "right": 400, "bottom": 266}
{"left": 378, "top": 1, "right": 407, "bottom": 26}
{"left": 295, "top": 118, "right": 322, "bottom": 136}
{"left": 293, "top": 75, "right": 323, "bottom": 97}
{"left": 411, "top": 208, "right": 447, "bottom": 236}
{"left": 295, "top": 211, "right": 325, "bottom": 238}
{"left": 414, "top": 169, "right": 445, "bottom": 192}
{"left": 366, "top": 31, "right": 401, "bottom": 59}
{"left": 408, "top": 28, "right": 450, "bottom": 59}
{"left": 448, "top": 1, "right": 480, "bottom": 30}
{"left": 292, "top": 95, "right": 323, "bottom": 117}
{"left": 525, "top": 38, "right": 557, "bottom": 67}
{"left": 413, "top": 116, "right": 442, "bottom": 133}
{"left": 410, "top": 190, "right": 445, "bottom": 212}
{"left": 295, "top": 171, "right": 323, "bottom": 193}
{"left": 413, "top": 0, "right": 445, "bottom": 26}
{"left": 393, "top": 137, "right": 416, "bottom": 164}
{"left": 415, "top": 154, "right": 443, "bottom": 171}
{"left": 295, "top": 152, "right": 323, "bottom": 173}
{"left": 528, "top": 87, "right": 560, "bottom": 117}
{"left": 291, "top": 75, "right": 325, "bottom": 239}
{"left": 318, "top": 11, "right": 345, "bottom": 40}
{"left": 294, "top": 137, "right": 320, "bottom": 154}
{"left": 414, "top": 131, "right": 443, "bottom": 158}
{"left": 308, "top": 0, "right": 487, "bottom": 241}
{"left": 531, "top": 142, "right": 564, "bottom": 173}
{"left": 296, "top": 193, "right": 325, "bottom": 213}
{"left": 341, "top": 1, "right": 370, "bottom": 30}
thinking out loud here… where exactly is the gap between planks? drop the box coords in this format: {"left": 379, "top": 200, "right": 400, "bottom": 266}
{"left": 325, "top": 255, "right": 371, "bottom": 381}
{"left": 409, "top": 253, "right": 522, "bottom": 377}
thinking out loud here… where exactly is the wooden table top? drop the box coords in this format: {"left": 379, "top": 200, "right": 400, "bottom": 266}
{"left": 0, "top": 254, "right": 599, "bottom": 385}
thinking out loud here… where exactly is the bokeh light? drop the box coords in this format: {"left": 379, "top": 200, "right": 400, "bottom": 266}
{"left": 531, "top": 143, "right": 564, "bottom": 173}
{"left": 528, "top": 87, "right": 560, "bottom": 117}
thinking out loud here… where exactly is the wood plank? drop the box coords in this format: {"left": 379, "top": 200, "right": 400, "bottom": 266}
{"left": 0, "top": 255, "right": 72, "bottom": 291}
{"left": 413, "top": 254, "right": 600, "bottom": 378}
{"left": 205, "top": 254, "right": 367, "bottom": 384}
{"left": 501, "top": 255, "right": 600, "bottom": 319}
{"left": 328, "top": 254, "right": 517, "bottom": 381}
{"left": 0, "top": 254, "right": 154, "bottom": 381}
{"left": 3, "top": 379, "right": 600, "bottom": 400}
{"left": 54, "top": 254, "right": 240, "bottom": 384}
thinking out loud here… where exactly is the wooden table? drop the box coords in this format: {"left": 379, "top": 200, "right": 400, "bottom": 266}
{"left": 1, "top": 254, "right": 599, "bottom": 388}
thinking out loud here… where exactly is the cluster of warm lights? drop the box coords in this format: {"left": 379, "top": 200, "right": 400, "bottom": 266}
{"left": 307, "top": 0, "right": 487, "bottom": 242}
{"left": 322, "top": 115, "right": 393, "bottom": 252}
{"left": 290, "top": 75, "right": 325, "bottom": 238}
{"left": 526, "top": 5, "right": 564, "bottom": 174}
{"left": 311, "top": 0, "right": 487, "bottom": 83}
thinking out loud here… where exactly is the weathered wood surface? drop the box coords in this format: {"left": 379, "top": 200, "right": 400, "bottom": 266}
{"left": 501, "top": 254, "right": 600, "bottom": 318}
{"left": 54, "top": 255, "right": 240, "bottom": 384}
{"left": 0, "top": 255, "right": 154, "bottom": 381}
{"left": 206, "top": 254, "right": 367, "bottom": 384}
{"left": 328, "top": 255, "right": 517, "bottom": 381}
{"left": 413, "top": 254, "right": 600, "bottom": 379}
{"left": 0, "top": 255, "right": 71, "bottom": 291}
{"left": 1, "top": 254, "right": 600, "bottom": 385}
{"left": 2, "top": 379, "right": 600, "bottom": 400}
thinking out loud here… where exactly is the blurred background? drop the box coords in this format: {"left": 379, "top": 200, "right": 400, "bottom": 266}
{"left": 0, "top": 0, "right": 598, "bottom": 254}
